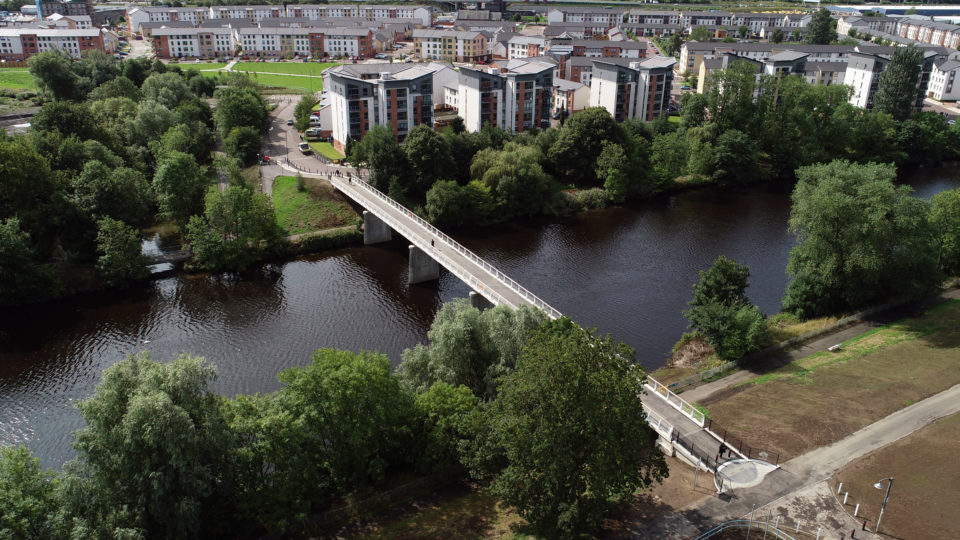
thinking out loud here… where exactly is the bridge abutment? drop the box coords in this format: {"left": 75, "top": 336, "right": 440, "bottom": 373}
{"left": 469, "top": 291, "right": 493, "bottom": 311}
{"left": 408, "top": 245, "right": 439, "bottom": 284}
{"left": 363, "top": 211, "right": 391, "bottom": 245}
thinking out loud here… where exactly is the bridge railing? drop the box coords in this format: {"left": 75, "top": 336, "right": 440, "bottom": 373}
{"left": 645, "top": 377, "right": 707, "bottom": 427}
{"left": 333, "top": 173, "right": 563, "bottom": 320}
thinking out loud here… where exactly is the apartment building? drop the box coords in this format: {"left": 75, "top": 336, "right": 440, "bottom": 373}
{"left": 458, "top": 59, "right": 554, "bottom": 133}
{"left": 553, "top": 77, "right": 589, "bottom": 116}
{"left": 626, "top": 10, "right": 680, "bottom": 26}
{"left": 546, "top": 7, "right": 623, "bottom": 27}
{"left": 845, "top": 49, "right": 935, "bottom": 110}
{"left": 928, "top": 59, "right": 960, "bottom": 101}
{"left": 0, "top": 27, "right": 104, "bottom": 60}
{"left": 208, "top": 5, "right": 286, "bottom": 24}
{"left": 681, "top": 42, "right": 855, "bottom": 75}
{"left": 357, "top": 5, "right": 433, "bottom": 27}
{"left": 126, "top": 7, "right": 211, "bottom": 33}
{"left": 234, "top": 27, "right": 313, "bottom": 58}
{"left": 548, "top": 38, "right": 646, "bottom": 59}
{"left": 153, "top": 26, "right": 233, "bottom": 59}
{"left": 506, "top": 35, "right": 546, "bottom": 59}
{"left": 325, "top": 63, "right": 436, "bottom": 151}
{"left": 45, "top": 13, "right": 91, "bottom": 29}
{"left": 589, "top": 57, "right": 675, "bottom": 122}
{"left": 412, "top": 29, "right": 489, "bottom": 62}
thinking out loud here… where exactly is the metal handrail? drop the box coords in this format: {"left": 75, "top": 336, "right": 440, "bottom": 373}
{"left": 316, "top": 166, "right": 562, "bottom": 319}
{"left": 645, "top": 377, "right": 707, "bottom": 427}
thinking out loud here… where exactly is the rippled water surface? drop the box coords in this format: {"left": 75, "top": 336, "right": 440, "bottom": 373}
{"left": 2, "top": 167, "right": 957, "bottom": 467}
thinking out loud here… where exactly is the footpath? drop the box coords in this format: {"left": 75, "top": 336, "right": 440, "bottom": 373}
{"left": 637, "top": 383, "right": 960, "bottom": 538}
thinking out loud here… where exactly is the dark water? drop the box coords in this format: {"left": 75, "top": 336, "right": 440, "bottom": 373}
{"left": 2, "top": 167, "right": 957, "bottom": 468}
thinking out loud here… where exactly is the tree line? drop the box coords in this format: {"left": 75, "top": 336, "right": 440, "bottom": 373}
{"left": 0, "top": 303, "right": 666, "bottom": 539}
{"left": 346, "top": 49, "right": 960, "bottom": 233}
{"left": 0, "top": 51, "right": 276, "bottom": 307}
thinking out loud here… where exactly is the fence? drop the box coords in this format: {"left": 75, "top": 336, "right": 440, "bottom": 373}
{"left": 671, "top": 430, "right": 718, "bottom": 472}
{"left": 281, "top": 159, "right": 563, "bottom": 319}
{"left": 705, "top": 418, "right": 780, "bottom": 466}
{"left": 695, "top": 518, "right": 830, "bottom": 540}
{"left": 645, "top": 377, "right": 707, "bottom": 426}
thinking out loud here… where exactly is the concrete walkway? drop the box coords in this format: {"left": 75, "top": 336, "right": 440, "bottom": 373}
{"left": 635, "top": 383, "right": 960, "bottom": 538}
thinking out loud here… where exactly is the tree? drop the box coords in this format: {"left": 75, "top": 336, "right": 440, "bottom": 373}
{"left": 89, "top": 75, "right": 142, "bottom": 102}
{"left": 666, "top": 33, "right": 684, "bottom": 56}
{"left": 158, "top": 121, "right": 215, "bottom": 164}
{"left": 242, "top": 349, "right": 417, "bottom": 522}
{"left": 32, "top": 100, "right": 98, "bottom": 141}
{"left": 738, "top": 25, "right": 750, "bottom": 39}
{"left": 930, "top": 188, "right": 960, "bottom": 276}
{"left": 74, "top": 161, "right": 153, "bottom": 227}
{"left": 128, "top": 99, "right": 175, "bottom": 144}
{"left": 95, "top": 217, "right": 149, "bottom": 287}
{"left": 460, "top": 318, "right": 667, "bottom": 538}
{"left": 397, "top": 299, "right": 548, "bottom": 399}
{"left": 188, "top": 74, "right": 216, "bottom": 98}
{"left": 706, "top": 60, "right": 760, "bottom": 134}
{"left": 293, "top": 94, "right": 315, "bottom": 132}
{"left": 595, "top": 141, "right": 630, "bottom": 203}
{"left": 28, "top": 50, "right": 80, "bottom": 100}
{"left": 873, "top": 45, "right": 925, "bottom": 122}
{"left": 72, "top": 50, "right": 120, "bottom": 90}
{"left": 804, "top": 8, "right": 836, "bottom": 45}
{"left": 425, "top": 179, "right": 472, "bottom": 227}
{"left": 689, "top": 25, "right": 713, "bottom": 42}
{"left": 712, "top": 129, "right": 758, "bottom": 184}
{"left": 414, "top": 382, "right": 478, "bottom": 470}
{"left": 771, "top": 27, "right": 785, "bottom": 44}
{"left": 350, "top": 125, "right": 410, "bottom": 193}
{"left": 153, "top": 151, "right": 207, "bottom": 228}
{"left": 0, "top": 445, "right": 57, "bottom": 539}
{"left": 547, "top": 107, "right": 625, "bottom": 186}
{"left": 683, "top": 255, "right": 768, "bottom": 360}
{"left": 185, "top": 186, "right": 280, "bottom": 272}
{"left": 470, "top": 142, "right": 551, "bottom": 218}
{"left": 214, "top": 86, "right": 267, "bottom": 137}
{"left": 0, "top": 218, "right": 59, "bottom": 306}
{"left": 141, "top": 71, "right": 194, "bottom": 109}
{"left": 783, "top": 160, "right": 942, "bottom": 318}
{"left": 223, "top": 125, "right": 263, "bottom": 166}
{"left": 402, "top": 124, "right": 455, "bottom": 197}
{"left": 57, "top": 352, "right": 236, "bottom": 539}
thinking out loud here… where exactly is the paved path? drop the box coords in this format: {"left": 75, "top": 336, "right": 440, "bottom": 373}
{"left": 636, "top": 384, "right": 960, "bottom": 537}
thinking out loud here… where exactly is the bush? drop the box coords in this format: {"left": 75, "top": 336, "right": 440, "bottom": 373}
{"left": 223, "top": 125, "right": 262, "bottom": 166}
{"left": 569, "top": 188, "right": 609, "bottom": 211}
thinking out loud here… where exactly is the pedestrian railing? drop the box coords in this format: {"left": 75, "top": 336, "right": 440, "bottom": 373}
{"left": 645, "top": 377, "right": 707, "bottom": 426}
{"left": 645, "top": 407, "right": 674, "bottom": 439}
{"left": 705, "top": 418, "right": 780, "bottom": 465}
{"left": 319, "top": 169, "right": 562, "bottom": 319}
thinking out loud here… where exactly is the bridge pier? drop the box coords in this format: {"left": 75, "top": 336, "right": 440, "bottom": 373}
{"left": 469, "top": 291, "right": 493, "bottom": 311}
{"left": 363, "top": 211, "right": 392, "bottom": 245}
{"left": 408, "top": 245, "right": 439, "bottom": 284}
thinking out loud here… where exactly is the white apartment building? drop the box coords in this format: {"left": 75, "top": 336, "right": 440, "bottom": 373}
{"left": 506, "top": 35, "right": 546, "bottom": 59}
{"left": 208, "top": 5, "right": 285, "bottom": 23}
{"left": 235, "top": 27, "right": 312, "bottom": 58}
{"left": 927, "top": 59, "right": 960, "bottom": 101}
{"left": 153, "top": 26, "right": 234, "bottom": 59}
{"left": 458, "top": 59, "right": 554, "bottom": 133}
{"left": 590, "top": 57, "right": 676, "bottom": 122}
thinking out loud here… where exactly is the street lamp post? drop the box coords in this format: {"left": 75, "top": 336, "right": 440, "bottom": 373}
{"left": 873, "top": 477, "right": 894, "bottom": 534}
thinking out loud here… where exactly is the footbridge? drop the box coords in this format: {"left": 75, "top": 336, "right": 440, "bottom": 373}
{"left": 281, "top": 162, "right": 777, "bottom": 484}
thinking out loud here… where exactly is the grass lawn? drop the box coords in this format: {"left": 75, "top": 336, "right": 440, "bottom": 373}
{"left": 272, "top": 175, "right": 356, "bottom": 235}
{"left": 667, "top": 115, "right": 681, "bottom": 124}
{"left": 700, "top": 299, "right": 960, "bottom": 461}
{"left": 0, "top": 70, "right": 36, "bottom": 89}
{"left": 832, "top": 411, "right": 960, "bottom": 539}
{"left": 233, "top": 61, "right": 339, "bottom": 75}
{"left": 176, "top": 62, "right": 229, "bottom": 71}
{"left": 247, "top": 72, "right": 321, "bottom": 93}
{"left": 309, "top": 141, "right": 344, "bottom": 160}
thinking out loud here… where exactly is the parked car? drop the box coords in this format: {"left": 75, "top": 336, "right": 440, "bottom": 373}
{"left": 304, "top": 128, "right": 320, "bottom": 140}
{"left": 375, "top": 53, "right": 388, "bottom": 59}
{"left": 286, "top": 118, "right": 293, "bottom": 125}
{"left": 680, "top": 85, "right": 691, "bottom": 90}
{"left": 298, "top": 142, "right": 312, "bottom": 154}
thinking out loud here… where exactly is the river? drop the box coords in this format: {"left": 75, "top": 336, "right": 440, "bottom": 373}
{"left": 1, "top": 167, "right": 957, "bottom": 468}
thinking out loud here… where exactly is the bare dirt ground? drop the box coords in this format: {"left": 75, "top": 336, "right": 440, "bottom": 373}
{"left": 830, "top": 411, "right": 960, "bottom": 540}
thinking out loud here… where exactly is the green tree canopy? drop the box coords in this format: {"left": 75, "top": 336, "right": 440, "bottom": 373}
{"left": 293, "top": 94, "right": 315, "bottom": 132}
{"left": 58, "top": 353, "right": 236, "bottom": 539}
{"left": 402, "top": 124, "right": 455, "bottom": 197}
{"left": 0, "top": 445, "right": 57, "bottom": 539}
{"left": 28, "top": 50, "right": 81, "bottom": 100}
{"left": 547, "top": 107, "right": 626, "bottom": 186}
{"left": 930, "top": 188, "right": 960, "bottom": 276}
{"left": 348, "top": 125, "right": 411, "bottom": 194}
{"left": 153, "top": 151, "right": 207, "bottom": 227}
{"left": 185, "top": 185, "right": 280, "bottom": 272}
{"left": 95, "top": 217, "right": 149, "bottom": 287}
{"left": 213, "top": 85, "right": 267, "bottom": 137}
{"left": 0, "top": 218, "right": 59, "bottom": 307}
{"left": 874, "top": 45, "right": 925, "bottom": 121}
{"left": 74, "top": 161, "right": 153, "bottom": 227}
{"left": 783, "top": 160, "right": 942, "bottom": 318}
{"left": 397, "top": 299, "right": 548, "bottom": 399}
{"left": 460, "top": 318, "right": 667, "bottom": 538}
{"left": 141, "top": 71, "right": 194, "bottom": 110}
{"left": 223, "top": 125, "right": 262, "bottom": 166}
{"left": 804, "top": 8, "right": 836, "bottom": 44}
